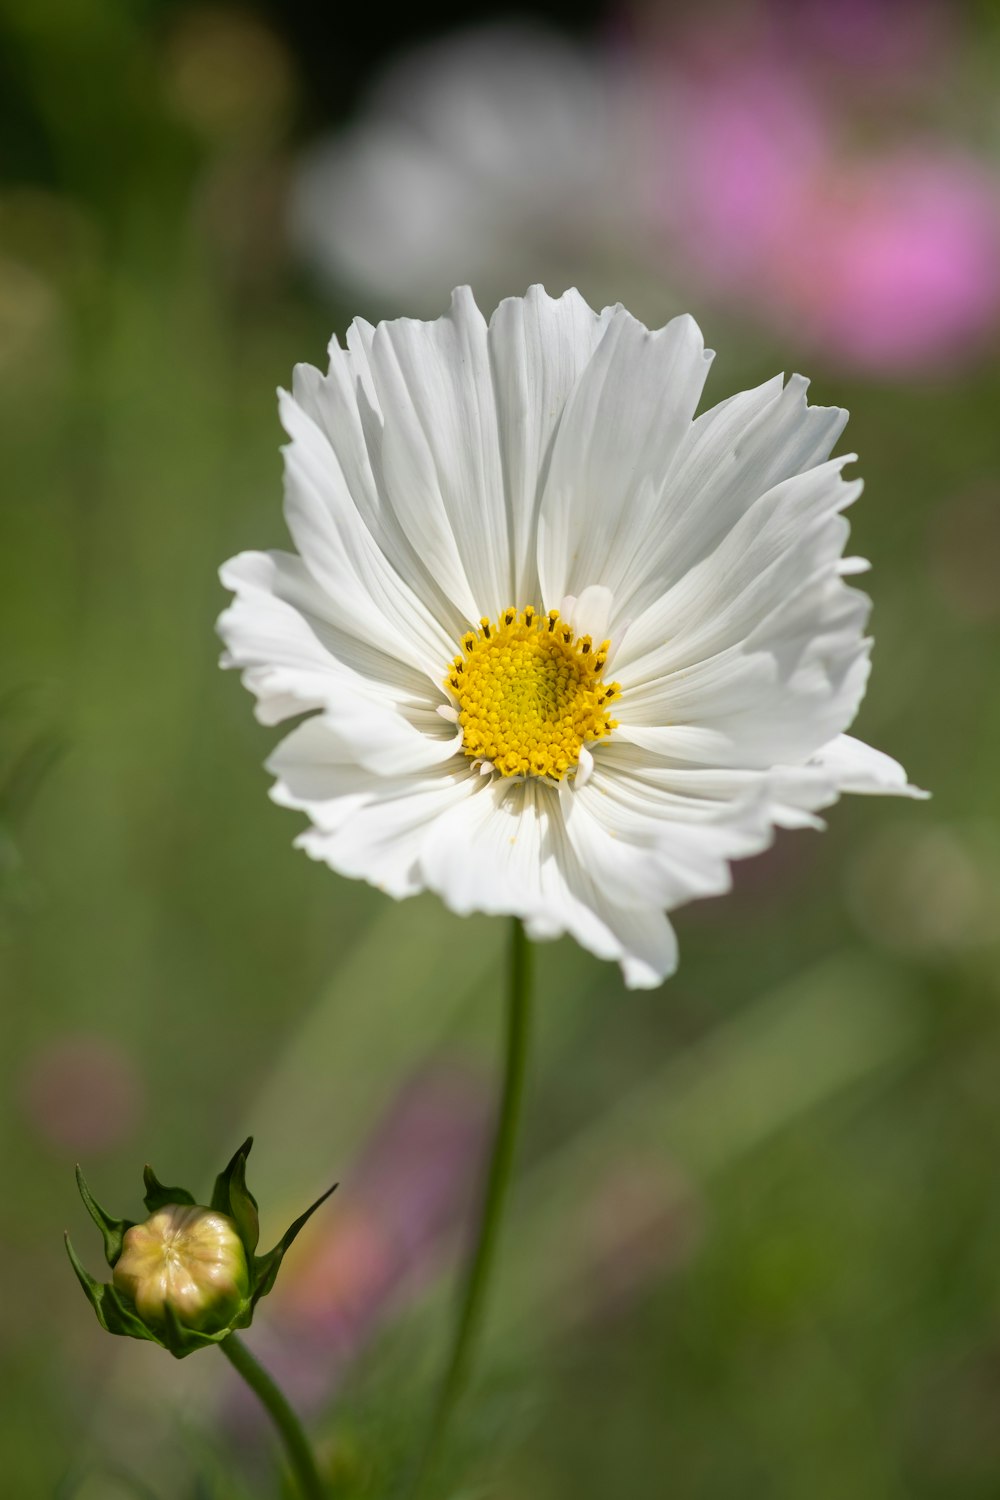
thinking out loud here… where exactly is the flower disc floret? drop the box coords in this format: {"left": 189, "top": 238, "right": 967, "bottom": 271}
{"left": 446, "top": 607, "right": 620, "bottom": 779}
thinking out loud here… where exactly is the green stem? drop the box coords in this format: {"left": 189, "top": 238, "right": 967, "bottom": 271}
{"left": 219, "top": 1333, "right": 326, "bottom": 1500}
{"left": 409, "top": 917, "right": 534, "bottom": 1497}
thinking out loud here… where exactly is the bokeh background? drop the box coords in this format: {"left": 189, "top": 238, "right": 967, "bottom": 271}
{"left": 2, "top": 0, "right": 1000, "bottom": 1494}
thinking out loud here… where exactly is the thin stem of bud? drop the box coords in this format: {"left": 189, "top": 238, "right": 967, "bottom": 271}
{"left": 408, "top": 917, "right": 534, "bottom": 1496}
{"left": 219, "top": 1333, "right": 326, "bottom": 1500}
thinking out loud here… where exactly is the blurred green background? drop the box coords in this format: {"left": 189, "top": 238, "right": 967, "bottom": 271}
{"left": 2, "top": 0, "right": 999, "bottom": 1496}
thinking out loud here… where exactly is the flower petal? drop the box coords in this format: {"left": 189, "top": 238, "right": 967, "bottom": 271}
{"left": 417, "top": 776, "right": 681, "bottom": 987}
{"left": 219, "top": 552, "right": 460, "bottom": 772}
{"left": 488, "top": 285, "right": 618, "bottom": 602}
{"left": 363, "top": 286, "right": 510, "bottom": 622}
{"left": 220, "top": 551, "right": 417, "bottom": 718}
{"left": 418, "top": 777, "right": 550, "bottom": 919}
{"left": 614, "top": 456, "right": 871, "bottom": 766}
{"left": 561, "top": 764, "right": 772, "bottom": 909}
{"left": 292, "top": 755, "right": 478, "bottom": 899}
{"left": 604, "top": 372, "right": 850, "bottom": 625}
{"left": 808, "top": 735, "right": 928, "bottom": 798}
{"left": 537, "top": 309, "right": 714, "bottom": 608}
{"left": 277, "top": 390, "right": 455, "bottom": 677}
{"left": 617, "top": 455, "right": 861, "bottom": 670}
{"left": 539, "top": 819, "right": 681, "bottom": 989}
{"left": 593, "top": 732, "right": 924, "bottom": 838}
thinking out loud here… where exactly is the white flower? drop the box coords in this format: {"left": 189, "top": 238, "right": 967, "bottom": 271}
{"left": 218, "top": 286, "right": 924, "bottom": 988}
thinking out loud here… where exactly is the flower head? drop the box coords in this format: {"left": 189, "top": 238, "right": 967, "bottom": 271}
{"left": 67, "top": 1138, "right": 335, "bottom": 1357}
{"left": 218, "top": 286, "right": 924, "bottom": 988}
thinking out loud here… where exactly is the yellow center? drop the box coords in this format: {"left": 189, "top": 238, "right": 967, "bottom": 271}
{"left": 445, "top": 607, "right": 620, "bottom": 780}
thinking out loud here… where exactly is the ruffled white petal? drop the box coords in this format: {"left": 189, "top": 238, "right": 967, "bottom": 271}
{"left": 615, "top": 455, "right": 862, "bottom": 672}
{"left": 607, "top": 373, "right": 851, "bottom": 625}
{"left": 808, "top": 735, "right": 928, "bottom": 799}
{"left": 219, "top": 551, "right": 459, "bottom": 773}
{"left": 220, "top": 551, "right": 415, "bottom": 717}
{"left": 537, "top": 310, "right": 714, "bottom": 608}
{"left": 277, "top": 391, "right": 456, "bottom": 678}
{"left": 539, "top": 812, "right": 681, "bottom": 988}
{"left": 362, "top": 286, "right": 509, "bottom": 622}
{"left": 592, "top": 733, "right": 925, "bottom": 840}
{"left": 488, "top": 287, "right": 618, "bottom": 602}
{"left": 563, "top": 764, "right": 773, "bottom": 900}
{"left": 418, "top": 776, "right": 549, "bottom": 919}
{"left": 417, "top": 777, "right": 681, "bottom": 987}
{"left": 613, "top": 454, "right": 872, "bottom": 768}
{"left": 287, "top": 761, "right": 479, "bottom": 900}
{"left": 290, "top": 284, "right": 625, "bottom": 631}
{"left": 591, "top": 740, "right": 836, "bottom": 833}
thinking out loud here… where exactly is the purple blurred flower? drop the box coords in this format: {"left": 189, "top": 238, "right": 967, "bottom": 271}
{"left": 773, "top": 0, "right": 950, "bottom": 85}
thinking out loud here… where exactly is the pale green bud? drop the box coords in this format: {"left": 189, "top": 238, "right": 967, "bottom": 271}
{"left": 113, "top": 1204, "right": 250, "bottom": 1333}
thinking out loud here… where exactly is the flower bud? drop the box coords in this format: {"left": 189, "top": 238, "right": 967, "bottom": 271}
{"left": 113, "top": 1204, "right": 250, "bottom": 1334}
{"left": 67, "top": 1137, "right": 336, "bottom": 1358}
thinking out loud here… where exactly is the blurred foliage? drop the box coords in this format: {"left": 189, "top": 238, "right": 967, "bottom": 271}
{"left": 1, "top": 1, "right": 999, "bottom": 1497}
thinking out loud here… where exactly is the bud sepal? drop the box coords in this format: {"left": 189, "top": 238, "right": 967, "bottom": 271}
{"left": 66, "top": 1138, "right": 335, "bottom": 1358}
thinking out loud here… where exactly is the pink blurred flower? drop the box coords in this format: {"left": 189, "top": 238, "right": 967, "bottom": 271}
{"left": 645, "top": 39, "right": 827, "bottom": 286}
{"left": 640, "top": 11, "right": 1000, "bottom": 374}
{"left": 772, "top": 153, "right": 1000, "bottom": 373}
{"left": 19, "top": 1033, "right": 142, "bottom": 1154}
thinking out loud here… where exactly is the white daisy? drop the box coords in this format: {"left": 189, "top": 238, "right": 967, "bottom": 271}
{"left": 218, "top": 286, "right": 924, "bottom": 988}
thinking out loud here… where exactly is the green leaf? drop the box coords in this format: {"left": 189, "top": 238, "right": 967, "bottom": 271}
{"left": 65, "top": 1235, "right": 161, "bottom": 1345}
{"left": 210, "top": 1137, "right": 259, "bottom": 1254}
{"left": 160, "top": 1299, "right": 239, "bottom": 1359}
{"left": 250, "top": 1181, "right": 337, "bottom": 1306}
{"left": 142, "top": 1163, "right": 196, "bottom": 1215}
{"left": 75, "top": 1166, "right": 131, "bottom": 1266}
{"left": 65, "top": 1232, "right": 106, "bottom": 1321}
{"left": 99, "top": 1285, "right": 165, "bottom": 1344}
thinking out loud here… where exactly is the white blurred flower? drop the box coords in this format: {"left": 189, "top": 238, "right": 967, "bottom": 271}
{"left": 218, "top": 286, "right": 923, "bottom": 988}
{"left": 290, "top": 26, "right": 642, "bottom": 316}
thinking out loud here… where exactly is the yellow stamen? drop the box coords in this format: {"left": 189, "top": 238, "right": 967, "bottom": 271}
{"left": 445, "top": 607, "right": 620, "bottom": 780}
